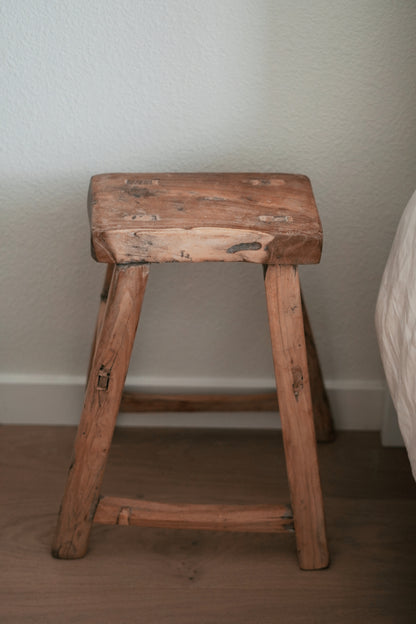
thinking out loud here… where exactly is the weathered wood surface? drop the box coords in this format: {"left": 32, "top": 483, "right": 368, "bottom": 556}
{"left": 88, "top": 173, "right": 322, "bottom": 265}
{"left": 120, "top": 390, "right": 278, "bottom": 413}
{"left": 94, "top": 497, "right": 294, "bottom": 533}
{"left": 264, "top": 264, "right": 329, "bottom": 570}
{"left": 52, "top": 264, "right": 149, "bottom": 559}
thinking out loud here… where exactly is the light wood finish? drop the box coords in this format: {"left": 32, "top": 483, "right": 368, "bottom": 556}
{"left": 120, "top": 390, "right": 278, "bottom": 413}
{"left": 264, "top": 264, "right": 329, "bottom": 570}
{"left": 88, "top": 173, "right": 322, "bottom": 265}
{"left": 2, "top": 427, "right": 416, "bottom": 623}
{"left": 52, "top": 264, "right": 149, "bottom": 559}
{"left": 94, "top": 497, "right": 294, "bottom": 533}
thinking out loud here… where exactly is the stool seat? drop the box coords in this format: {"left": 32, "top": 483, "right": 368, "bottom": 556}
{"left": 89, "top": 173, "right": 322, "bottom": 265}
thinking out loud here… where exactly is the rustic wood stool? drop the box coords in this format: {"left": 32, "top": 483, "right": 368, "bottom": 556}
{"left": 52, "top": 173, "right": 333, "bottom": 570}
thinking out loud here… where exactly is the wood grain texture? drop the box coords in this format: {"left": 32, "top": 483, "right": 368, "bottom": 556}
{"left": 94, "top": 497, "right": 294, "bottom": 533}
{"left": 264, "top": 264, "right": 329, "bottom": 570}
{"left": 88, "top": 173, "right": 322, "bottom": 265}
{"left": 52, "top": 264, "right": 149, "bottom": 559}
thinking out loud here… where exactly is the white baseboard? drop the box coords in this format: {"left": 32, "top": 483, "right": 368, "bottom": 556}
{"left": 0, "top": 374, "right": 385, "bottom": 431}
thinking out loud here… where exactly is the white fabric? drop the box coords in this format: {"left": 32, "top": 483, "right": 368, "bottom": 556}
{"left": 376, "top": 190, "right": 416, "bottom": 481}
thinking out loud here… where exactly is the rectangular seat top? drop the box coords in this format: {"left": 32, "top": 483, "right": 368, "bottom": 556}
{"left": 88, "top": 173, "right": 323, "bottom": 265}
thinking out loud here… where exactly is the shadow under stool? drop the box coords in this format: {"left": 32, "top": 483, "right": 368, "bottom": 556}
{"left": 52, "top": 172, "right": 334, "bottom": 570}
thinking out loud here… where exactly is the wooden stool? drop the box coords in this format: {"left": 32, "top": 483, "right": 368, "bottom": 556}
{"left": 52, "top": 173, "right": 333, "bottom": 570}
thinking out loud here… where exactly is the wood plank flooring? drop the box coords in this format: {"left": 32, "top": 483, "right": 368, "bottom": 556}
{"left": 1, "top": 426, "right": 415, "bottom": 623}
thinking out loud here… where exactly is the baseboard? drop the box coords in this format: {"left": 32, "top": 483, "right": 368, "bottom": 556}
{"left": 0, "top": 373, "right": 385, "bottom": 431}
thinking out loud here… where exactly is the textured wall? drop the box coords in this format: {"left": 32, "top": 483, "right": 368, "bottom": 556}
{"left": 1, "top": 2, "right": 416, "bottom": 410}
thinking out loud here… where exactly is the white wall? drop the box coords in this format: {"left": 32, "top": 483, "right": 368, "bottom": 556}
{"left": 1, "top": 1, "right": 416, "bottom": 428}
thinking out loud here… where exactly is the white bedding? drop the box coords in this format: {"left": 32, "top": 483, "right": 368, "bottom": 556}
{"left": 376, "top": 190, "right": 416, "bottom": 481}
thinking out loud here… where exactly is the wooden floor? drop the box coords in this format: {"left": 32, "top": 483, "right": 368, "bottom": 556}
{"left": 1, "top": 426, "right": 415, "bottom": 623}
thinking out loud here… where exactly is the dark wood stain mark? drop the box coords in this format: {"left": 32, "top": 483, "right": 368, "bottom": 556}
{"left": 128, "top": 188, "right": 156, "bottom": 199}
{"left": 226, "top": 242, "right": 262, "bottom": 254}
{"left": 291, "top": 366, "right": 304, "bottom": 401}
{"left": 283, "top": 521, "right": 295, "bottom": 532}
{"left": 97, "top": 366, "right": 111, "bottom": 391}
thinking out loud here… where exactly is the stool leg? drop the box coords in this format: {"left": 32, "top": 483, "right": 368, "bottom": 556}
{"left": 263, "top": 265, "right": 334, "bottom": 443}
{"left": 264, "top": 264, "right": 329, "bottom": 570}
{"left": 52, "top": 263, "right": 149, "bottom": 559}
{"left": 301, "top": 295, "right": 335, "bottom": 442}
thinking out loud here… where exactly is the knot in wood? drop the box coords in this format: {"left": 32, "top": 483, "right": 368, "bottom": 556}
{"left": 291, "top": 366, "right": 304, "bottom": 401}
